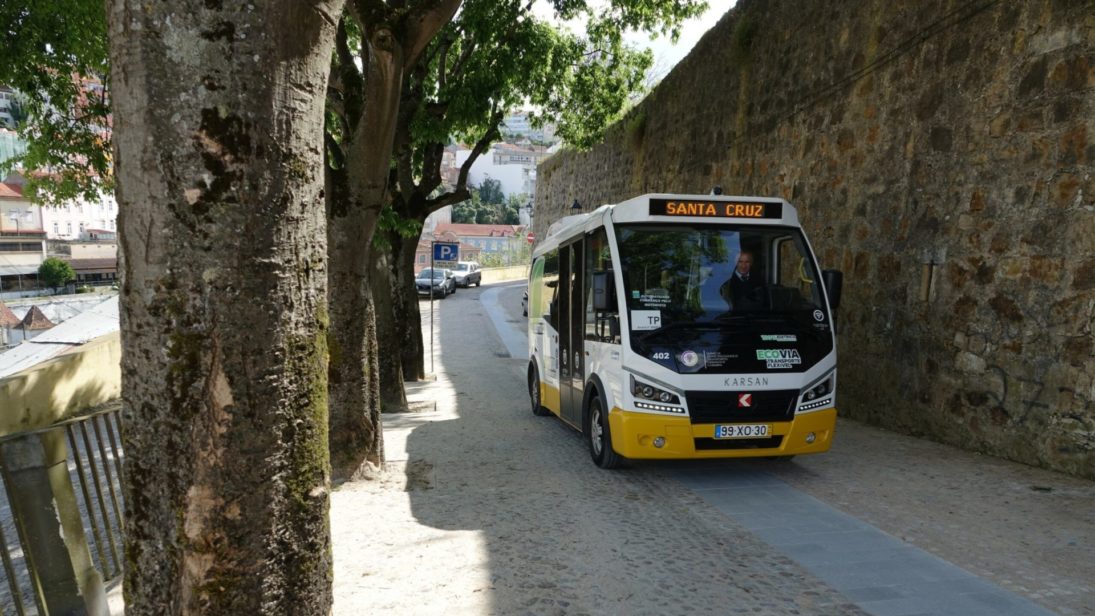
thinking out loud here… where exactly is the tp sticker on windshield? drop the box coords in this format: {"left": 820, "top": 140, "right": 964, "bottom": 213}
{"left": 631, "top": 310, "right": 662, "bottom": 330}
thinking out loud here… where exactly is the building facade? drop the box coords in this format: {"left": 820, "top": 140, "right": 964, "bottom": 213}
{"left": 0, "top": 180, "right": 46, "bottom": 292}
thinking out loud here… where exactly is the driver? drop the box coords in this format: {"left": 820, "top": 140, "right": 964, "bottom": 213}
{"left": 720, "top": 250, "right": 764, "bottom": 309}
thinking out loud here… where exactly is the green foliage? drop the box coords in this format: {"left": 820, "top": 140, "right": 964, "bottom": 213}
{"left": 451, "top": 186, "right": 526, "bottom": 225}
{"left": 478, "top": 177, "right": 504, "bottom": 205}
{"left": 0, "top": 0, "right": 112, "bottom": 205}
{"left": 406, "top": 0, "right": 707, "bottom": 178}
{"left": 378, "top": 206, "right": 424, "bottom": 243}
{"left": 38, "top": 256, "right": 75, "bottom": 290}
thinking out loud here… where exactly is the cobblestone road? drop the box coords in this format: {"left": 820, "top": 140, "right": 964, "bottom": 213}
{"left": 331, "top": 282, "right": 1095, "bottom": 616}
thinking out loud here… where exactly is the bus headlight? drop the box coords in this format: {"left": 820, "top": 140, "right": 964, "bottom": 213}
{"left": 797, "top": 372, "right": 835, "bottom": 412}
{"left": 631, "top": 375, "right": 680, "bottom": 405}
{"left": 630, "top": 375, "right": 684, "bottom": 413}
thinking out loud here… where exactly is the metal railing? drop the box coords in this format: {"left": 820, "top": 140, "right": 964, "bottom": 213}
{"left": 0, "top": 405, "right": 123, "bottom": 615}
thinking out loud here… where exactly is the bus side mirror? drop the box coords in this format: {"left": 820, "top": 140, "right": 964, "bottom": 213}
{"left": 592, "top": 271, "right": 615, "bottom": 311}
{"left": 822, "top": 269, "right": 843, "bottom": 310}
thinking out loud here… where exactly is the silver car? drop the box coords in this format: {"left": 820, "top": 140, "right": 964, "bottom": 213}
{"left": 416, "top": 268, "right": 456, "bottom": 298}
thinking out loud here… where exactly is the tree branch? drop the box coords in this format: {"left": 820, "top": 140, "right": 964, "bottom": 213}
{"left": 335, "top": 18, "right": 365, "bottom": 125}
{"left": 400, "top": 0, "right": 462, "bottom": 70}
{"left": 447, "top": 39, "right": 477, "bottom": 83}
{"left": 455, "top": 110, "right": 503, "bottom": 191}
{"left": 325, "top": 131, "right": 347, "bottom": 170}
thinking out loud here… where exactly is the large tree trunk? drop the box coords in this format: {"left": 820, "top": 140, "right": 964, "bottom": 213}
{"left": 326, "top": 1, "right": 460, "bottom": 477}
{"left": 326, "top": 26, "right": 402, "bottom": 481}
{"left": 108, "top": 1, "right": 342, "bottom": 613}
{"left": 394, "top": 233, "right": 424, "bottom": 380}
{"left": 369, "top": 235, "right": 408, "bottom": 411}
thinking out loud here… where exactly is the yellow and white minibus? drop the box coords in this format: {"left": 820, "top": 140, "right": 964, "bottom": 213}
{"left": 527, "top": 193, "right": 843, "bottom": 468}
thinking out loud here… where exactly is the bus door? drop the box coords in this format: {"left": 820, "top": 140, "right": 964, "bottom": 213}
{"left": 557, "top": 239, "right": 585, "bottom": 427}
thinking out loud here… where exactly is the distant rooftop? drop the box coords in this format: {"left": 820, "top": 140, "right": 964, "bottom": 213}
{"left": 0, "top": 296, "right": 118, "bottom": 378}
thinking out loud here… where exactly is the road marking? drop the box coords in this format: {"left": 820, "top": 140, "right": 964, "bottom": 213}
{"left": 671, "top": 464, "right": 1054, "bottom": 616}
{"left": 480, "top": 283, "right": 527, "bottom": 361}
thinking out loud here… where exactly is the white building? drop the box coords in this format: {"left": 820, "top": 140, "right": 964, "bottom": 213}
{"left": 3, "top": 171, "right": 118, "bottom": 239}
{"left": 0, "top": 87, "right": 17, "bottom": 128}
{"left": 453, "top": 141, "right": 558, "bottom": 199}
{"left": 41, "top": 193, "right": 119, "bottom": 239}
{"left": 0, "top": 179, "right": 47, "bottom": 293}
{"left": 500, "top": 111, "right": 556, "bottom": 143}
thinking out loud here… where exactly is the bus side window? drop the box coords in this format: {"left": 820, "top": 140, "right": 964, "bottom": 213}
{"left": 775, "top": 237, "right": 809, "bottom": 310}
{"left": 543, "top": 249, "right": 560, "bottom": 331}
{"left": 529, "top": 256, "right": 545, "bottom": 319}
{"left": 585, "top": 228, "right": 620, "bottom": 343}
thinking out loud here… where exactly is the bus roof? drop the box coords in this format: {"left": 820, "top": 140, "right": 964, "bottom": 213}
{"left": 537, "top": 193, "right": 800, "bottom": 256}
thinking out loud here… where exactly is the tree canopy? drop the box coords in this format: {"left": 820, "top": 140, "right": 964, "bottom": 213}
{"left": 0, "top": 0, "right": 111, "bottom": 204}
{"left": 38, "top": 256, "right": 75, "bottom": 290}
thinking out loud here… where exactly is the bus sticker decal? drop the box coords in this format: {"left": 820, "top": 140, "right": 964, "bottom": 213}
{"left": 704, "top": 351, "right": 737, "bottom": 368}
{"left": 631, "top": 310, "right": 662, "bottom": 330}
{"left": 761, "top": 334, "right": 797, "bottom": 342}
{"left": 756, "top": 349, "right": 802, "bottom": 369}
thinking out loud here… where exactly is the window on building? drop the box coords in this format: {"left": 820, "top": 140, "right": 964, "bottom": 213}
{"left": 53, "top": 222, "right": 59, "bottom": 235}
{"left": 66, "top": 222, "right": 72, "bottom": 235}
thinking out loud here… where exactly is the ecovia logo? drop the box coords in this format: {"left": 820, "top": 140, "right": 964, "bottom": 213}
{"left": 756, "top": 348, "right": 801, "bottom": 369}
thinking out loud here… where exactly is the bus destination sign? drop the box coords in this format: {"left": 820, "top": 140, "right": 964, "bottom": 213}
{"left": 649, "top": 198, "right": 782, "bottom": 219}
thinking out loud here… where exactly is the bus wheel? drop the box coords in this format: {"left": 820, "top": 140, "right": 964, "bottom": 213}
{"left": 529, "top": 366, "right": 550, "bottom": 416}
{"left": 587, "top": 392, "right": 623, "bottom": 469}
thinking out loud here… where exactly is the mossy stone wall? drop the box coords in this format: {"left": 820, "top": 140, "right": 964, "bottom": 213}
{"left": 535, "top": 0, "right": 1095, "bottom": 478}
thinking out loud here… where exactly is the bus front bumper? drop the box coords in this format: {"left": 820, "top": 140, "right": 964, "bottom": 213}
{"left": 607, "top": 407, "right": 837, "bottom": 459}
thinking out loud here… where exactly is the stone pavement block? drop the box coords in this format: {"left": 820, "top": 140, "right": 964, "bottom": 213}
{"left": 856, "top": 595, "right": 998, "bottom": 616}
{"left": 843, "top": 585, "right": 906, "bottom": 602}
{"left": 785, "top": 544, "right": 916, "bottom": 567}
{"left": 671, "top": 471, "right": 782, "bottom": 491}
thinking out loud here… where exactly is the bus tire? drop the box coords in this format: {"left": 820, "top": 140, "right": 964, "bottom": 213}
{"left": 587, "top": 391, "right": 623, "bottom": 469}
{"left": 529, "top": 365, "right": 550, "bottom": 416}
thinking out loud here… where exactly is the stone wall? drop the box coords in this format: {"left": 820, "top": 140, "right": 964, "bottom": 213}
{"left": 535, "top": 0, "right": 1095, "bottom": 478}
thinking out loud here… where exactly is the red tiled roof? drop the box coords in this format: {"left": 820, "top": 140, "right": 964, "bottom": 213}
{"left": 20, "top": 306, "right": 55, "bottom": 330}
{"left": 0, "top": 182, "right": 24, "bottom": 198}
{"left": 0, "top": 302, "right": 19, "bottom": 328}
{"left": 433, "top": 223, "right": 519, "bottom": 238}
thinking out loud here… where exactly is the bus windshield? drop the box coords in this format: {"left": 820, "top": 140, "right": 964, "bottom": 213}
{"left": 615, "top": 223, "right": 832, "bottom": 373}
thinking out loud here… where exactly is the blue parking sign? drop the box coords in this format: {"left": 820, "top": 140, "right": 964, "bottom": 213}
{"left": 433, "top": 242, "right": 459, "bottom": 262}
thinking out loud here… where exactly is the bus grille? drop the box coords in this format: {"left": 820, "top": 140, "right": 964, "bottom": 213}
{"left": 685, "top": 390, "right": 798, "bottom": 423}
{"left": 694, "top": 436, "right": 784, "bottom": 450}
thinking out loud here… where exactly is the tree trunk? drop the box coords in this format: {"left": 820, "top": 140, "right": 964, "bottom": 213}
{"left": 370, "top": 235, "right": 408, "bottom": 412}
{"left": 326, "top": 27, "right": 402, "bottom": 481}
{"left": 108, "top": 1, "right": 342, "bottom": 613}
{"left": 326, "top": 1, "right": 460, "bottom": 477}
{"left": 394, "top": 233, "right": 424, "bottom": 380}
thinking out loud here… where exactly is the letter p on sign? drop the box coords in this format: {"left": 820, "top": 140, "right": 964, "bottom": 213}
{"left": 433, "top": 242, "right": 459, "bottom": 262}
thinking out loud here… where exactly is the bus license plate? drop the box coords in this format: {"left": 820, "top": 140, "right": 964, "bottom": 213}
{"left": 713, "top": 424, "right": 770, "bottom": 439}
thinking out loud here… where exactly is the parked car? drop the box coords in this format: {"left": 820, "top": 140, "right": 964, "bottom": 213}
{"left": 416, "top": 268, "right": 455, "bottom": 298}
{"left": 451, "top": 261, "right": 482, "bottom": 288}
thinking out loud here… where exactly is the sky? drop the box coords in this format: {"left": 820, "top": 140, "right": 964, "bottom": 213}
{"left": 532, "top": 0, "right": 739, "bottom": 80}
{"left": 625, "top": 0, "right": 739, "bottom": 80}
